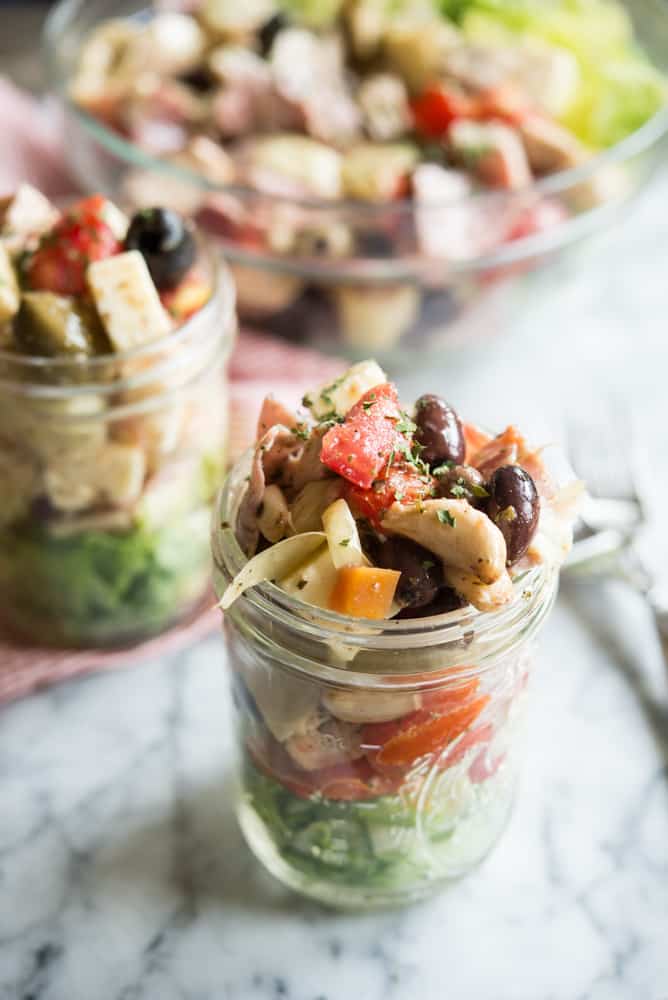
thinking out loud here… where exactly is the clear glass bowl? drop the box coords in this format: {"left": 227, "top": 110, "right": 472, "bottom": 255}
{"left": 0, "top": 247, "right": 236, "bottom": 648}
{"left": 44, "top": 0, "right": 668, "bottom": 367}
{"left": 211, "top": 453, "right": 559, "bottom": 909}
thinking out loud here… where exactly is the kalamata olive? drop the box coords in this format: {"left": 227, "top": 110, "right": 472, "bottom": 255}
{"left": 434, "top": 464, "right": 488, "bottom": 507}
{"left": 179, "top": 67, "right": 216, "bottom": 93}
{"left": 374, "top": 536, "right": 443, "bottom": 609}
{"left": 396, "top": 586, "right": 465, "bottom": 619}
{"left": 486, "top": 465, "right": 540, "bottom": 565}
{"left": 414, "top": 394, "right": 465, "bottom": 468}
{"left": 124, "top": 207, "right": 197, "bottom": 290}
{"left": 258, "top": 11, "right": 291, "bottom": 56}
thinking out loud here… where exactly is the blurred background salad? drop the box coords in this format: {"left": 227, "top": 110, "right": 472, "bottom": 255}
{"left": 43, "top": 0, "right": 668, "bottom": 365}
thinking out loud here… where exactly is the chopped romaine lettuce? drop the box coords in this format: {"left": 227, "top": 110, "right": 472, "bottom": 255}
{"left": 442, "top": 0, "right": 667, "bottom": 149}
{"left": 0, "top": 506, "right": 211, "bottom": 646}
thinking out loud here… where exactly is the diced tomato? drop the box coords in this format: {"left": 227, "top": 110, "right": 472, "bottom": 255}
{"left": 363, "top": 693, "right": 489, "bottom": 771}
{"left": 321, "top": 382, "right": 407, "bottom": 490}
{"left": 411, "top": 85, "right": 477, "bottom": 139}
{"left": 26, "top": 194, "right": 121, "bottom": 296}
{"left": 345, "top": 460, "right": 432, "bottom": 529}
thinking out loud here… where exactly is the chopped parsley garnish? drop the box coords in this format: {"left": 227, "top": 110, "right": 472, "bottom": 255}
{"left": 319, "top": 374, "right": 346, "bottom": 407}
{"left": 432, "top": 461, "right": 456, "bottom": 476}
{"left": 437, "top": 509, "right": 456, "bottom": 527}
{"left": 394, "top": 410, "right": 417, "bottom": 436}
{"left": 291, "top": 423, "right": 310, "bottom": 441}
{"left": 449, "top": 484, "right": 467, "bottom": 499}
{"left": 301, "top": 393, "right": 314, "bottom": 409}
{"left": 339, "top": 538, "right": 350, "bottom": 547}
{"left": 386, "top": 447, "right": 396, "bottom": 473}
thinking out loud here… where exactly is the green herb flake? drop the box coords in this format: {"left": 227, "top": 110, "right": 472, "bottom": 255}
{"left": 432, "top": 462, "right": 456, "bottom": 476}
{"left": 339, "top": 538, "right": 351, "bottom": 547}
{"left": 470, "top": 483, "right": 490, "bottom": 498}
{"left": 291, "top": 423, "right": 310, "bottom": 441}
{"left": 449, "top": 484, "right": 467, "bottom": 499}
{"left": 422, "top": 559, "right": 435, "bottom": 570}
{"left": 437, "top": 509, "right": 456, "bottom": 527}
{"left": 395, "top": 410, "right": 417, "bottom": 436}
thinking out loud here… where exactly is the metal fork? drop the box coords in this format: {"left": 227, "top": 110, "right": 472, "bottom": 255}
{"left": 564, "top": 405, "right": 668, "bottom": 650}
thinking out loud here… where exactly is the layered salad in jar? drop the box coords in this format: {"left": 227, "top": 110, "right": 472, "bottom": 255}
{"left": 68, "top": 0, "right": 667, "bottom": 354}
{"left": 0, "top": 185, "right": 230, "bottom": 646}
{"left": 217, "top": 360, "right": 582, "bottom": 900}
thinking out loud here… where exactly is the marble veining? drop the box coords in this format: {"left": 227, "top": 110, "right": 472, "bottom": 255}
{"left": 2, "top": 177, "right": 668, "bottom": 1000}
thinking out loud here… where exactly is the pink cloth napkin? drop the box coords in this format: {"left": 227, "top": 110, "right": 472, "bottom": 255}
{"left": 0, "top": 79, "right": 344, "bottom": 704}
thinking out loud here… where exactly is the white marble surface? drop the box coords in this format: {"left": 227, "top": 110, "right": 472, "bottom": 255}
{"left": 2, "top": 178, "right": 668, "bottom": 1000}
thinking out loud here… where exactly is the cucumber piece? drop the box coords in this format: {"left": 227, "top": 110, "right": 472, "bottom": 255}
{"left": 14, "top": 292, "right": 109, "bottom": 357}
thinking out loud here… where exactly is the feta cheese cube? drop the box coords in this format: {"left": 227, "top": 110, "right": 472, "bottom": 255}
{"left": 87, "top": 250, "right": 171, "bottom": 351}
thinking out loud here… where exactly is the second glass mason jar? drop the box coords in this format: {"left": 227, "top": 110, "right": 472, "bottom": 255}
{"left": 0, "top": 252, "right": 235, "bottom": 648}
{"left": 212, "top": 456, "right": 558, "bottom": 909}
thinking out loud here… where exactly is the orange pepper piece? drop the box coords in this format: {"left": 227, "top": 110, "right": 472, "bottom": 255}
{"left": 329, "top": 566, "right": 400, "bottom": 620}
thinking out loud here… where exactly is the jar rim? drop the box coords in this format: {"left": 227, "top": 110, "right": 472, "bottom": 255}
{"left": 0, "top": 239, "right": 236, "bottom": 395}
{"left": 211, "top": 451, "right": 559, "bottom": 684}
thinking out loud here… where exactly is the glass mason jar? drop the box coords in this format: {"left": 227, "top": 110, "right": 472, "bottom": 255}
{"left": 0, "top": 250, "right": 235, "bottom": 648}
{"left": 212, "top": 455, "right": 559, "bottom": 909}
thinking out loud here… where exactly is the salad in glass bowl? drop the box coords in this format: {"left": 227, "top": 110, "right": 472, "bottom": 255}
{"left": 0, "top": 185, "right": 234, "bottom": 647}
{"left": 212, "top": 360, "right": 582, "bottom": 906}
{"left": 46, "top": 0, "right": 668, "bottom": 363}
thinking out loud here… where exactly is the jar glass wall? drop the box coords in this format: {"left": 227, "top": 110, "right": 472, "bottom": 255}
{"left": 212, "top": 456, "right": 558, "bottom": 909}
{"left": 0, "top": 252, "right": 235, "bottom": 648}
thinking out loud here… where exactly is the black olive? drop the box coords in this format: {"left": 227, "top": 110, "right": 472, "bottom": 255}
{"left": 355, "top": 229, "right": 395, "bottom": 258}
{"left": 396, "top": 586, "right": 465, "bottom": 619}
{"left": 434, "top": 464, "right": 488, "bottom": 507}
{"left": 374, "top": 536, "right": 443, "bottom": 609}
{"left": 414, "top": 394, "right": 465, "bottom": 468}
{"left": 124, "top": 208, "right": 197, "bottom": 291}
{"left": 486, "top": 465, "right": 540, "bottom": 565}
{"left": 258, "top": 11, "right": 290, "bottom": 56}
{"left": 179, "top": 67, "right": 216, "bottom": 93}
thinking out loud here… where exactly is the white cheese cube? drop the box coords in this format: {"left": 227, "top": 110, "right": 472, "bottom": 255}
{"left": 0, "top": 185, "right": 59, "bottom": 254}
{"left": 0, "top": 242, "right": 20, "bottom": 324}
{"left": 307, "top": 359, "right": 387, "bottom": 418}
{"left": 87, "top": 251, "right": 171, "bottom": 351}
